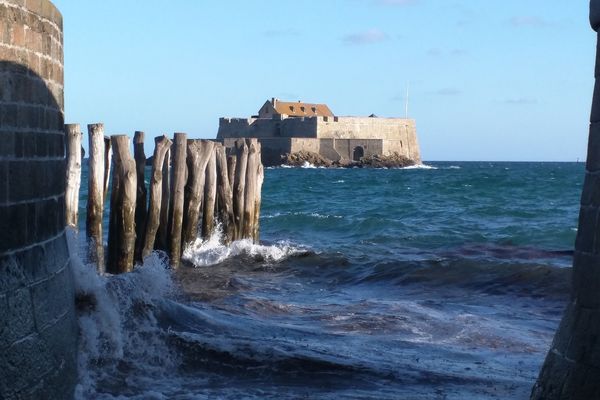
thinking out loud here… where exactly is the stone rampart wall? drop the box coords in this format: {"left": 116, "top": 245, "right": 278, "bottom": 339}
{"left": 218, "top": 115, "right": 421, "bottom": 163}
{"left": 0, "top": 0, "right": 77, "bottom": 398}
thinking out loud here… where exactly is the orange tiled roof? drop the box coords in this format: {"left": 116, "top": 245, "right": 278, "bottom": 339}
{"left": 273, "top": 100, "right": 333, "bottom": 117}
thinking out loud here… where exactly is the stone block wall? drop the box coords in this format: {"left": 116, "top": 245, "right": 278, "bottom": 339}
{"left": 531, "top": 3, "right": 600, "bottom": 398}
{"left": 0, "top": 0, "right": 77, "bottom": 399}
{"left": 333, "top": 138, "right": 383, "bottom": 160}
{"left": 218, "top": 115, "right": 422, "bottom": 164}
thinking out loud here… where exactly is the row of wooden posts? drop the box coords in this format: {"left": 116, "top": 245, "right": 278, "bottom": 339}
{"left": 64, "top": 123, "right": 264, "bottom": 273}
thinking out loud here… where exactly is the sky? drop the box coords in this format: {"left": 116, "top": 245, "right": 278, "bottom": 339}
{"left": 52, "top": 0, "right": 595, "bottom": 161}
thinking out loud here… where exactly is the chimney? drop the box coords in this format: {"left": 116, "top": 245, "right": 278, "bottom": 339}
{"left": 271, "top": 97, "right": 277, "bottom": 107}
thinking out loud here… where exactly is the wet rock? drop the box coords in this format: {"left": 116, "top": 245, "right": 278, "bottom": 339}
{"left": 281, "top": 151, "right": 417, "bottom": 169}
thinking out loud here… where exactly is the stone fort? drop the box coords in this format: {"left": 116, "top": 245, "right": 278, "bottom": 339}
{"left": 217, "top": 98, "right": 421, "bottom": 166}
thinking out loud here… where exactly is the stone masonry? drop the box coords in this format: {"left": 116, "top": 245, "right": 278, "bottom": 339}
{"left": 0, "top": 0, "right": 78, "bottom": 399}
{"left": 218, "top": 99, "right": 421, "bottom": 166}
{"left": 531, "top": 2, "right": 600, "bottom": 398}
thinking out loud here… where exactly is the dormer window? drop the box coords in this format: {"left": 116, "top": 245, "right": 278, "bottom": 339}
{"left": 311, "top": 107, "right": 316, "bottom": 113}
{"left": 290, "top": 106, "right": 294, "bottom": 112}
{"left": 301, "top": 106, "right": 305, "bottom": 112}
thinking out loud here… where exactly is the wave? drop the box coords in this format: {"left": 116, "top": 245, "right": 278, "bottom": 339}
{"left": 281, "top": 244, "right": 571, "bottom": 299}
{"left": 261, "top": 211, "right": 344, "bottom": 220}
{"left": 67, "top": 229, "right": 178, "bottom": 399}
{"left": 182, "top": 226, "right": 310, "bottom": 267}
{"left": 401, "top": 164, "right": 437, "bottom": 170}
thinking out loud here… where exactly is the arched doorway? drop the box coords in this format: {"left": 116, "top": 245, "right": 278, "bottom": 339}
{"left": 353, "top": 146, "right": 364, "bottom": 161}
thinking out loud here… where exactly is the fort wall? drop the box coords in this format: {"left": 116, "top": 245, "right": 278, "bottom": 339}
{"left": 0, "top": 0, "right": 77, "bottom": 398}
{"left": 218, "top": 114, "right": 421, "bottom": 165}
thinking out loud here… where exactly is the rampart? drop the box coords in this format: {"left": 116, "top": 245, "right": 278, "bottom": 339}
{"left": 218, "top": 115, "right": 421, "bottom": 165}
{"left": 0, "top": 0, "right": 77, "bottom": 398}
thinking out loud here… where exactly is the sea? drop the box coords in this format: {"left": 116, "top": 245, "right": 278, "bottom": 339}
{"left": 72, "top": 161, "right": 582, "bottom": 399}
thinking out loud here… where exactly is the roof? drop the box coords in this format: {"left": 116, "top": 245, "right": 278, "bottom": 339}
{"left": 272, "top": 100, "right": 334, "bottom": 117}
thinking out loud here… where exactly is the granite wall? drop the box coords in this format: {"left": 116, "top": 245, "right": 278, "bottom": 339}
{"left": 0, "top": 0, "right": 77, "bottom": 398}
{"left": 531, "top": 2, "right": 600, "bottom": 398}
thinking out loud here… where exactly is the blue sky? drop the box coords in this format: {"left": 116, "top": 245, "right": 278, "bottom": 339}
{"left": 52, "top": 0, "right": 594, "bottom": 161}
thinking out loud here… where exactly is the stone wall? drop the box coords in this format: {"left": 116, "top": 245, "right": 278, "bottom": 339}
{"left": 319, "top": 117, "right": 420, "bottom": 161}
{"left": 218, "top": 115, "right": 422, "bottom": 164}
{"left": 0, "top": 1, "right": 77, "bottom": 399}
{"left": 530, "top": 3, "right": 600, "bottom": 398}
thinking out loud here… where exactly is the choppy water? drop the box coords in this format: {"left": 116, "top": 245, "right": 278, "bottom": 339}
{"left": 73, "top": 161, "right": 582, "bottom": 399}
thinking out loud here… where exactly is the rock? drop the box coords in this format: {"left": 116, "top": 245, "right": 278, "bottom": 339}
{"left": 281, "top": 151, "right": 333, "bottom": 167}
{"left": 281, "top": 151, "right": 417, "bottom": 169}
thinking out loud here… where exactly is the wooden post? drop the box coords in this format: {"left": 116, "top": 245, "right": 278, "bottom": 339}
{"left": 168, "top": 132, "right": 188, "bottom": 269}
{"left": 141, "top": 135, "right": 172, "bottom": 260}
{"left": 64, "top": 124, "right": 82, "bottom": 229}
{"left": 103, "top": 136, "right": 112, "bottom": 200}
{"left": 227, "top": 154, "right": 237, "bottom": 196}
{"left": 86, "top": 123, "right": 105, "bottom": 270}
{"left": 253, "top": 145, "right": 264, "bottom": 243}
{"left": 156, "top": 146, "right": 170, "bottom": 250}
{"left": 232, "top": 139, "right": 248, "bottom": 240}
{"left": 107, "top": 135, "right": 137, "bottom": 274}
{"left": 202, "top": 149, "right": 217, "bottom": 239}
{"left": 242, "top": 138, "right": 258, "bottom": 239}
{"left": 215, "top": 144, "right": 236, "bottom": 242}
{"left": 182, "top": 140, "right": 214, "bottom": 246}
{"left": 133, "top": 131, "right": 147, "bottom": 262}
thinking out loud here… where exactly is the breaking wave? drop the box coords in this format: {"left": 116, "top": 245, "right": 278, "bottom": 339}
{"left": 182, "top": 226, "right": 309, "bottom": 267}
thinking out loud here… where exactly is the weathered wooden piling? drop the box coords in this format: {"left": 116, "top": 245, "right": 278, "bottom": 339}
{"left": 232, "top": 139, "right": 248, "bottom": 240}
{"left": 156, "top": 147, "right": 171, "bottom": 250}
{"left": 202, "top": 149, "right": 217, "bottom": 239}
{"left": 73, "top": 125, "right": 265, "bottom": 272}
{"left": 103, "top": 136, "right": 112, "bottom": 200}
{"left": 242, "top": 138, "right": 258, "bottom": 239}
{"left": 65, "top": 124, "right": 82, "bottom": 229}
{"left": 142, "top": 135, "right": 172, "bottom": 260}
{"left": 182, "top": 140, "right": 214, "bottom": 245}
{"left": 227, "top": 154, "right": 237, "bottom": 197}
{"left": 253, "top": 158, "right": 264, "bottom": 242}
{"left": 168, "top": 133, "right": 188, "bottom": 269}
{"left": 133, "top": 131, "right": 148, "bottom": 262}
{"left": 215, "top": 144, "right": 236, "bottom": 242}
{"left": 86, "top": 123, "right": 106, "bottom": 270}
{"left": 107, "top": 135, "right": 137, "bottom": 274}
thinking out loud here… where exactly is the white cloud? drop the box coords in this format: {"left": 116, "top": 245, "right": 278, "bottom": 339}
{"left": 509, "top": 16, "right": 551, "bottom": 28}
{"left": 342, "top": 29, "right": 389, "bottom": 45}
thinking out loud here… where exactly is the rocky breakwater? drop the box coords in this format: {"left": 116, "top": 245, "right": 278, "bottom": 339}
{"left": 282, "top": 151, "right": 417, "bottom": 169}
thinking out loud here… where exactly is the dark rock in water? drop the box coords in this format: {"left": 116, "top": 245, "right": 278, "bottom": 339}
{"left": 282, "top": 151, "right": 416, "bottom": 169}
{"left": 357, "top": 153, "right": 416, "bottom": 168}
{"left": 282, "top": 151, "right": 333, "bottom": 167}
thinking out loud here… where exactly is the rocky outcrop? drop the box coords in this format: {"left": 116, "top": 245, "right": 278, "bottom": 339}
{"left": 282, "top": 151, "right": 417, "bottom": 169}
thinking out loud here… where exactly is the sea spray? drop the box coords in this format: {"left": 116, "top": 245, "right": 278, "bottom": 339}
{"left": 182, "top": 225, "right": 309, "bottom": 267}
{"left": 67, "top": 229, "right": 178, "bottom": 399}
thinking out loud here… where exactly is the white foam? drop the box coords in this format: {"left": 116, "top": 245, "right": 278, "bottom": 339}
{"left": 261, "top": 211, "right": 343, "bottom": 220}
{"left": 67, "top": 229, "right": 177, "bottom": 399}
{"left": 182, "top": 226, "right": 308, "bottom": 267}
{"left": 401, "top": 164, "right": 437, "bottom": 170}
